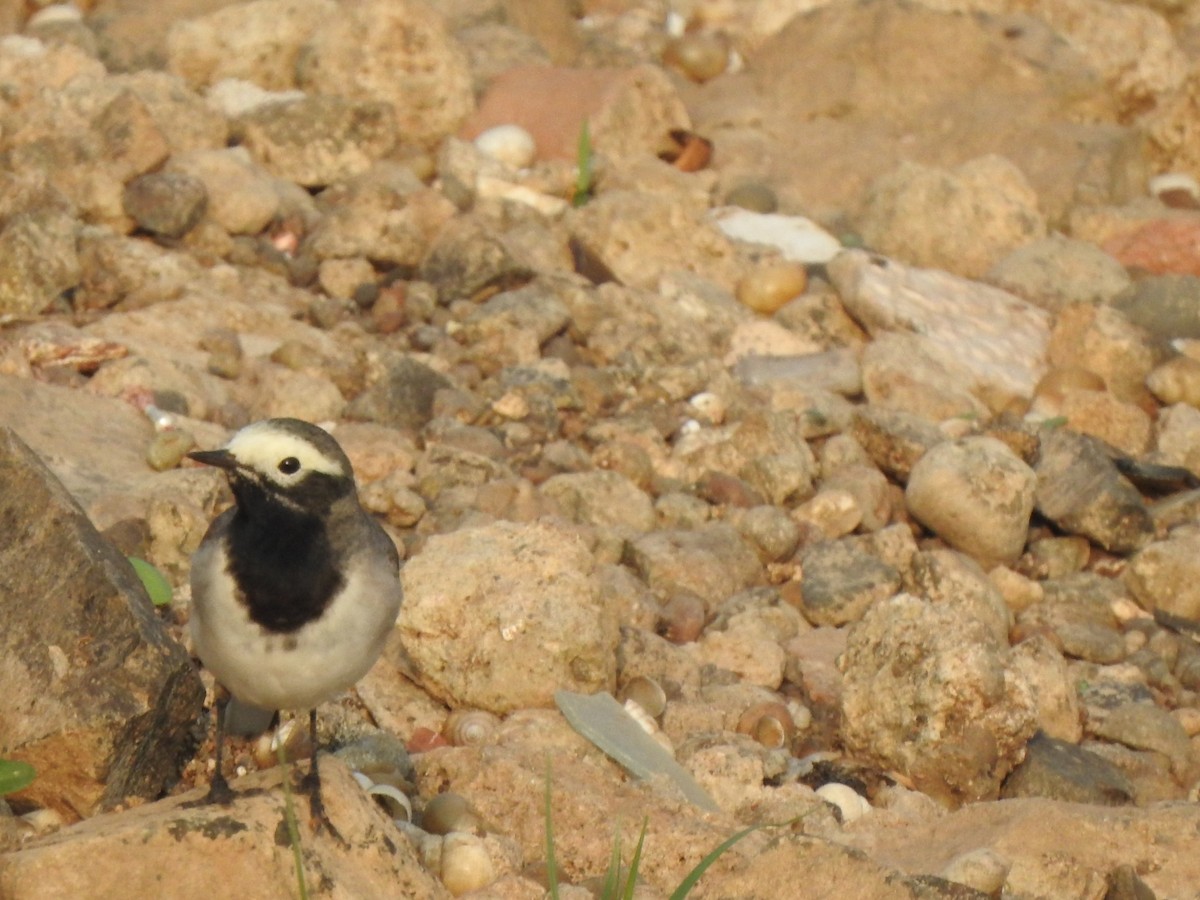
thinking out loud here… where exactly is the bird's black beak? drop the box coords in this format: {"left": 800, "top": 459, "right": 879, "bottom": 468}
{"left": 187, "top": 448, "right": 239, "bottom": 470}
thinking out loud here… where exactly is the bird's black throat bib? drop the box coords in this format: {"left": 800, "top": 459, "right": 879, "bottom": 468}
{"left": 224, "top": 480, "right": 346, "bottom": 634}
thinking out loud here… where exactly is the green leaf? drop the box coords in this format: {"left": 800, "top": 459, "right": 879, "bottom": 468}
{"left": 1040, "top": 415, "right": 1068, "bottom": 430}
{"left": 128, "top": 557, "right": 172, "bottom": 607}
{"left": 600, "top": 821, "right": 622, "bottom": 899}
{"left": 0, "top": 758, "right": 35, "bottom": 796}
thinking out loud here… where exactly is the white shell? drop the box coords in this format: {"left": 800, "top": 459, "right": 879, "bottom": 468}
{"left": 367, "top": 782, "right": 414, "bottom": 823}
{"left": 1149, "top": 172, "right": 1200, "bottom": 202}
{"left": 816, "top": 782, "right": 871, "bottom": 822}
{"left": 474, "top": 125, "right": 536, "bottom": 170}
{"left": 440, "top": 832, "right": 496, "bottom": 896}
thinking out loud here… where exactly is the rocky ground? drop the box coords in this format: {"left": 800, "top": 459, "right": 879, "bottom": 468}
{"left": 5, "top": 0, "right": 1200, "bottom": 897}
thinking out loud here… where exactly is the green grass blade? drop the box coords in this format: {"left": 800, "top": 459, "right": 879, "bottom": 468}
{"left": 277, "top": 740, "right": 309, "bottom": 900}
{"left": 545, "top": 762, "right": 559, "bottom": 900}
{"left": 572, "top": 119, "right": 593, "bottom": 208}
{"left": 667, "top": 822, "right": 766, "bottom": 900}
{"left": 621, "top": 818, "right": 649, "bottom": 900}
{"left": 600, "top": 821, "right": 622, "bottom": 899}
{"left": 0, "top": 759, "right": 35, "bottom": 796}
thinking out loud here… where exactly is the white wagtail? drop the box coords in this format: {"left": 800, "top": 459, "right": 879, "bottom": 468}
{"left": 186, "top": 418, "right": 403, "bottom": 827}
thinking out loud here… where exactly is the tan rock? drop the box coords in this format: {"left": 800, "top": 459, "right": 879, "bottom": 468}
{"left": 0, "top": 760, "right": 448, "bottom": 899}
{"left": 860, "top": 155, "right": 1047, "bottom": 279}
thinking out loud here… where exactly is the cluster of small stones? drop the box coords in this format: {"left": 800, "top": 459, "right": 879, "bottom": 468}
{"left": 6, "top": 0, "right": 1200, "bottom": 896}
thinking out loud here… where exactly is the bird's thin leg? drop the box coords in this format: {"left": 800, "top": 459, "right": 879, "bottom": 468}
{"left": 206, "top": 689, "right": 236, "bottom": 805}
{"left": 300, "top": 708, "right": 340, "bottom": 838}
{"left": 184, "top": 687, "right": 235, "bottom": 808}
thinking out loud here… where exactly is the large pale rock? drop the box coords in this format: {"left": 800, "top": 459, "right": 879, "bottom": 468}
{"left": 829, "top": 250, "right": 1050, "bottom": 414}
{"left": 539, "top": 469, "right": 655, "bottom": 533}
{"left": 297, "top": 0, "right": 474, "bottom": 147}
{"left": 696, "top": 2, "right": 1138, "bottom": 224}
{"left": 841, "top": 593, "right": 1037, "bottom": 806}
{"left": 0, "top": 428, "right": 204, "bottom": 820}
{"left": 0, "top": 760, "right": 449, "bottom": 899}
{"left": 398, "top": 520, "right": 618, "bottom": 713}
{"left": 860, "top": 155, "right": 1047, "bottom": 279}
{"left": 905, "top": 437, "right": 1036, "bottom": 567}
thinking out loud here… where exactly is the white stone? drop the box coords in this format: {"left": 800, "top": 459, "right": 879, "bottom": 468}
{"left": 710, "top": 208, "right": 842, "bottom": 263}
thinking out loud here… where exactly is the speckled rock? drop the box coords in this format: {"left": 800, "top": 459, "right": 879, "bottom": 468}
{"left": 905, "top": 437, "right": 1037, "bottom": 567}
{"left": 0, "top": 197, "right": 81, "bottom": 317}
{"left": 308, "top": 163, "right": 454, "bottom": 267}
{"left": 297, "top": 0, "right": 474, "bottom": 147}
{"left": 1034, "top": 428, "right": 1154, "bottom": 554}
{"left": 165, "top": 0, "right": 336, "bottom": 91}
{"left": 841, "top": 592, "right": 1037, "bottom": 805}
{"left": 860, "top": 331, "right": 988, "bottom": 422}
{"left": 568, "top": 190, "right": 745, "bottom": 290}
{"left": 1046, "top": 304, "right": 1156, "bottom": 404}
{"left": 986, "top": 234, "right": 1131, "bottom": 312}
{"left": 908, "top": 549, "right": 1011, "bottom": 648}
{"left": 1088, "top": 701, "right": 1194, "bottom": 779}
{"left": 1009, "top": 635, "right": 1083, "bottom": 743}
{"left": 860, "top": 155, "right": 1047, "bottom": 279}
{"left": 1156, "top": 403, "right": 1200, "bottom": 476}
{"left": 540, "top": 469, "right": 654, "bottom": 533}
{"left": 625, "top": 524, "right": 764, "bottom": 611}
{"left": 121, "top": 170, "right": 207, "bottom": 238}
{"left": 345, "top": 357, "right": 453, "bottom": 434}
{"left": 797, "top": 539, "right": 901, "bottom": 627}
{"left": 830, "top": 250, "right": 1050, "bottom": 413}
{"left": 850, "top": 406, "right": 946, "bottom": 481}
{"left": 398, "top": 519, "right": 617, "bottom": 713}
{"left": 237, "top": 95, "right": 397, "bottom": 187}
{"left": 1126, "top": 533, "right": 1200, "bottom": 623}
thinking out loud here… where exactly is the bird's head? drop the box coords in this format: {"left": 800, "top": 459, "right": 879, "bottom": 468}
{"left": 188, "top": 418, "right": 356, "bottom": 514}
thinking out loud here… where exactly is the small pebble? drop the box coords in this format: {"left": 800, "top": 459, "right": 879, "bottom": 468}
{"left": 147, "top": 430, "right": 195, "bottom": 471}
{"left": 736, "top": 262, "right": 808, "bottom": 315}
{"left": 662, "top": 32, "right": 729, "bottom": 82}
{"left": 473, "top": 124, "right": 536, "bottom": 169}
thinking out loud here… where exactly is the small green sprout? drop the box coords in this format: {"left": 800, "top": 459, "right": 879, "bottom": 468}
{"left": 572, "top": 119, "right": 594, "bottom": 208}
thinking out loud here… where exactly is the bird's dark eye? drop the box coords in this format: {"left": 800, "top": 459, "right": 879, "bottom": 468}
{"left": 278, "top": 457, "right": 301, "bottom": 475}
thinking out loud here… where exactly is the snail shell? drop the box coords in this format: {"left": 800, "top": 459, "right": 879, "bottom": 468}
{"left": 736, "top": 702, "right": 795, "bottom": 749}
{"left": 421, "top": 792, "right": 480, "bottom": 836}
{"left": 440, "top": 832, "right": 496, "bottom": 896}
{"left": 617, "top": 676, "right": 667, "bottom": 719}
{"left": 443, "top": 709, "right": 500, "bottom": 747}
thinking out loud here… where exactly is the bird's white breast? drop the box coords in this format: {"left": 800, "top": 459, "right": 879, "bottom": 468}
{"left": 189, "top": 536, "right": 402, "bottom": 711}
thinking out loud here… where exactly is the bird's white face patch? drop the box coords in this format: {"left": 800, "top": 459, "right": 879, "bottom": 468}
{"left": 225, "top": 422, "right": 346, "bottom": 487}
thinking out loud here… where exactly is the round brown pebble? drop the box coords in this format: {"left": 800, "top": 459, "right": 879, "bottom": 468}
{"left": 736, "top": 262, "right": 808, "bottom": 314}
{"left": 662, "top": 33, "right": 728, "bottom": 82}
